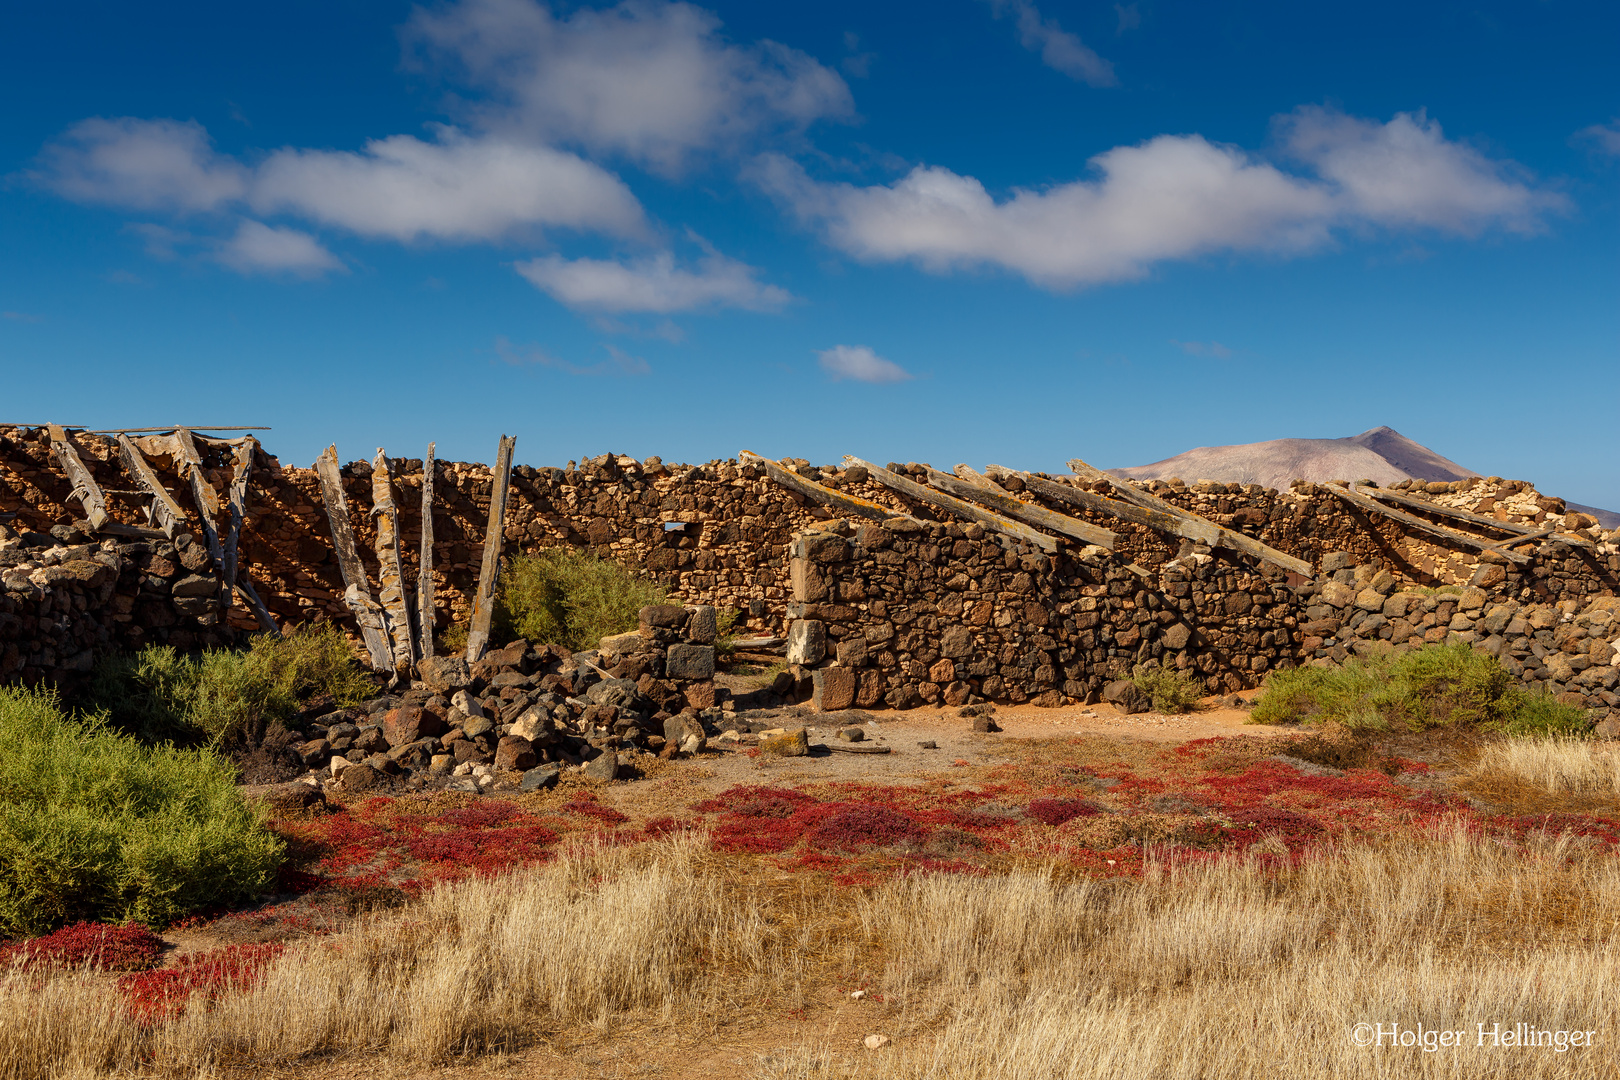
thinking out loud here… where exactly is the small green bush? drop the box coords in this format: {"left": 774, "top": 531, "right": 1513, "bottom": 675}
{"left": 715, "top": 607, "right": 742, "bottom": 657}
{"left": 498, "top": 547, "right": 668, "bottom": 653}
{"left": 83, "top": 622, "right": 371, "bottom": 746}
{"left": 0, "top": 686, "right": 284, "bottom": 935}
{"left": 1251, "top": 643, "right": 1590, "bottom": 736}
{"left": 1131, "top": 664, "right": 1205, "bottom": 713}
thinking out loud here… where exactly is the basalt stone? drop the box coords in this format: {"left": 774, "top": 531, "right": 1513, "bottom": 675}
{"left": 520, "top": 765, "right": 561, "bottom": 792}
{"left": 812, "top": 667, "right": 857, "bottom": 712}
{"left": 665, "top": 643, "right": 716, "bottom": 680}
{"left": 494, "top": 735, "right": 538, "bottom": 772}
{"left": 1103, "top": 679, "right": 1151, "bottom": 715}
{"left": 584, "top": 748, "right": 619, "bottom": 781}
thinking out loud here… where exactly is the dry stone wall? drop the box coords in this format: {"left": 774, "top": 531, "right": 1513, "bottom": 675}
{"left": 3, "top": 426, "right": 1618, "bottom": 718}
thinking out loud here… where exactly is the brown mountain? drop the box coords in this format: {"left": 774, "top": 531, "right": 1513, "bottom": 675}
{"left": 1109, "top": 426, "right": 1619, "bottom": 527}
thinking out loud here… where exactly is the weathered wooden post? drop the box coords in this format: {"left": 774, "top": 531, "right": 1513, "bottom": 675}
{"left": 465, "top": 434, "right": 516, "bottom": 664}
{"left": 371, "top": 449, "right": 417, "bottom": 674}
{"left": 314, "top": 445, "right": 393, "bottom": 671}
{"left": 418, "top": 442, "right": 436, "bottom": 661}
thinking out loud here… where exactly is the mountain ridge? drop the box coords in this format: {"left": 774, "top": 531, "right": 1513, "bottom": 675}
{"left": 1108, "top": 426, "right": 1619, "bottom": 528}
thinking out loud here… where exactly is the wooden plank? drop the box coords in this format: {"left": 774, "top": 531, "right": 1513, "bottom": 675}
{"left": 314, "top": 445, "right": 394, "bottom": 670}
{"left": 174, "top": 428, "right": 226, "bottom": 576}
{"left": 986, "top": 465, "right": 1193, "bottom": 536}
{"left": 1361, "top": 486, "right": 1593, "bottom": 550}
{"left": 218, "top": 439, "right": 256, "bottom": 610}
{"left": 740, "top": 451, "right": 925, "bottom": 526}
{"left": 46, "top": 425, "right": 110, "bottom": 531}
{"left": 1486, "top": 524, "right": 1556, "bottom": 549}
{"left": 1325, "top": 483, "right": 1528, "bottom": 566}
{"left": 926, "top": 465, "right": 1117, "bottom": 549}
{"left": 116, "top": 434, "right": 186, "bottom": 539}
{"left": 87, "top": 426, "right": 272, "bottom": 434}
{"left": 418, "top": 442, "right": 436, "bottom": 661}
{"left": 1067, "top": 458, "right": 1314, "bottom": 577}
{"left": 370, "top": 449, "right": 416, "bottom": 674}
{"left": 98, "top": 522, "right": 170, "bottom": 540}
{"left": 465, "top": 435, "right": 516, "bottom": 664}
{"left": 845, "top": 457, "right": 1058, "bottom": 554}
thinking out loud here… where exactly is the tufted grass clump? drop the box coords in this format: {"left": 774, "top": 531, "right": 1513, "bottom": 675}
{"left": 0, "top": 685, "right": 284, "bottom": 935}
{"left": 1252, "top": 642, "right": 1589, "bottom": 735}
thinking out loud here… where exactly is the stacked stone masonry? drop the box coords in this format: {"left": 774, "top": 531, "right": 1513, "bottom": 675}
{"left": 2, "top": 426, "right": 1617, "bottom": 721}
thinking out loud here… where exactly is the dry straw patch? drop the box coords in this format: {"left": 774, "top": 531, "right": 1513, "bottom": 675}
{"left": 6, "top": 827, "right": 1620, "bottom": 1079}
{"left": 1472, "top": 737, "right": 1620, "bottom": 797}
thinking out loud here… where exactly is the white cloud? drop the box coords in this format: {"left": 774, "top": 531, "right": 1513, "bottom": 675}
{"left": 496, "top": 336, "right": 650, "bottom": 375}
{"left": 30, "top": 117, "right": 247, "bottom": 212}
{"left": 757, "top": 107, "right": 1566, "bottom": 289}
{"left": 250, "top": 129, "right": 645, "bottom": 242}
{"left": 1574, "top": 118, "right": 1620, "bottom": 157}
{"left": 1171, "top": 339, "right": 1232, "bottom": 359}
{"left": 32, "top": 117, "right": 646, "bottom": 248}
{"left": 406, "top": 0, "right": 854, "bottom": 172}
{"left": 986, "top": 0, "right": 1116, "bottom": 87}
{"left": 1278, "top": 107, "right": 1564, "bottom": 235}
{"left": 514, "top": 246, "right": 791, "bottom": 312}
{"left": 215, "top": 220, "right": 344, "bottom": 275}
{"left": 817, "top": 344, "right": 912, "bottom": 384}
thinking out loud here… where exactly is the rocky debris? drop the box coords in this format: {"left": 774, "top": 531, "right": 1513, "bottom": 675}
{"left": 838, "top": 726, "right": 866, "bottom": 742}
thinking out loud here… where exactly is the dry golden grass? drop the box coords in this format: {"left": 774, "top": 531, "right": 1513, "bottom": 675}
{"left": 7, "top": 826, "right": 1620, "bottom": 1079}
{"left": 1472, "top": 737, "right": 1620, "bottom": 796}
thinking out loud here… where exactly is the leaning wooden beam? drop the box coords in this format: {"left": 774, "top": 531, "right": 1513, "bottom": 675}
{"left": 219, "top": 439, "right": 255, "bottom": 610}
{"left": 987, "top": 465, "right": 1196, "bottom": 538}
{"left": 116, "top": 434, "right": 186, "bottom": 539}
{"left": 465, "top": 435, "right": 516, "bottom": 664}
{"left": 740, "top": 451, "right": 924, "bottom": 525}
{"left": 1324, "top": 483, "right": 1529, "bottom": 566}
{"left": 370, "top": 449, "right": 416, "bottom": 674}
{"left": 46, "top": 425, "right": 110, "bottom": 531}
{"left": 1486, "top": 524, "right": 1556, "bottom": 549}
{"left": 926, "top": 465, "right": 1117, "bottom": 549}
{"left": 1361, "top": 486, "right": 1593, "bottom": 550}
{"left": 174, "top": 428, "right": 226, "bottom": 575}
{"left": 1067, "top": 458, "right": 1314, "bottom": 577}
{"left": 234, "top": 579, "right": 280, "bottom": 637}
{"left": 313, "top": 445, "right": 394, "bottom": 671}
{"left": 846, "top": 457, "right": 1059, "bottom": 554}
{"left": 418, "top": 442, "right": 437, "bottom": 661}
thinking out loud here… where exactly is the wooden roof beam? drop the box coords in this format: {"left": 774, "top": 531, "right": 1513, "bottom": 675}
{"left": 925, "top": 465, "right": 1116, "bottom": 549}
{"left": 740, "top": 451, "right": 928, "bottom": 527}
{"left": 1324, "top": 483, "right": 1529, "bottom": 566}
{"left": 845, "top": 457, "right": 1058, "bottom": 554}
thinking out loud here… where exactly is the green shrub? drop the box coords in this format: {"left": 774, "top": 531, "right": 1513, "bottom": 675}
{"left": 1251, "top": 643, "right": 1591, "bottom": 736}
{"left": 715, "top": 607, "right": 742, "bottom": 657}
{"left": 0, "top": 685, "right": 284, "bottom": 935}
{"left": 498, "top": 547, "right": 668, "bottom": 653}
{"left": 1131, "top": 664, "right": 1205, "bottom": 713}
{"left": 83, "top": 623, "right": 371, "bottom": 746}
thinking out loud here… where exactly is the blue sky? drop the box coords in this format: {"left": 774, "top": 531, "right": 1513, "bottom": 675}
{"left": 2, "top": 1, "right": 1616, "bottom": 506}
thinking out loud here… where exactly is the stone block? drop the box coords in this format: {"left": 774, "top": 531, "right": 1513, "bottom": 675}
{"left": 684, "top": 605, "right": 717, "bottom": 644}
{"left": 760, "top": 728, "right": 809, "bottom": 756}
{"left": 665, "top": 643, "right": 716, "bottom": 680}
{"left": 786, "top": 619, "right": 827, "bottom": 665}
{"left": 812, "top": 667, "right": 857, "bottom": 711}
{"left": 639, "top": 604, "right": 688, "bottom": 631}
{"left": 494, "top": 735, "right": 537, "bottom": 772}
